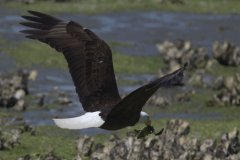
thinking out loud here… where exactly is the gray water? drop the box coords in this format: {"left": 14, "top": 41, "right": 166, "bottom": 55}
{"left": 1, "top": 9, "right": 240, "bottom": 55}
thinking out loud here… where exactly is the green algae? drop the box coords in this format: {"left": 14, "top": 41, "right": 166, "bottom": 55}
{"left": 4, "top": 40, "right": 164, "bottom": 74}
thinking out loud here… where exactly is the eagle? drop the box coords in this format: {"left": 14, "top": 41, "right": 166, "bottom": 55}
{"left": 20, "top": 11, "right": 186, "bottom": 131}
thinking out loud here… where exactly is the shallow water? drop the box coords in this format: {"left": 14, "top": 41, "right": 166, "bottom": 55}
{"left": 1, "top": 9, "right": 240, "bottom": 55}
{"left": 152, "top": 112, "right": 221, "bottom": 120}
{"left": 0, "top": 52, "right": 17, "bottom": 72}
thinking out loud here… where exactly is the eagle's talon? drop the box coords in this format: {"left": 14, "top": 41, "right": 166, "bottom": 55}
{"left": 154, "top": 128, "right": 164, "bottom": 136}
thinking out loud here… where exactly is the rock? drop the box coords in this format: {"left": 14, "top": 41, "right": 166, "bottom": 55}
{"left": 222, "top": 74, "right": 240, "bottom": 93}
{"left": 91, "top": 143, "right": 109, "bottom": 160}
{"left": 76, "top": 135, "right": 94, "bottom": 158}
{"left": 28, "top": 70, "right": 38, "bottom": 81}
{"left": 76, "top": 120, "right": 240, "bottom": 160}
{"left": 223, "top": 128, "right": 240, "bottom": 155}
{"left": 224, "top": 76, "right": 236, "bottom": 91}
{"left": 202, "top": 154, "right": 213, "bottom": 160}
{"left": 38, "top": 151, "right": 62, "bottom": 160}
{"left": 18, "top": 69, "right": 30, "bottom": 94}
{"left": 165, "top": 119, "right": 190, "bottom": 136}
{"left": 147, "top": 95, "right": 170, "bottom": 107}
{"left": 213, "top": 89, "right": 240, "bottom": 107}
{"left": 211, "top": 73, "right": 240, "bottom": 107}
{"left": 192, "top": 48, "right": 209, "bottom": 69}
{"left": 213, "top": 41, "right": 240, "bottom": 66}
{"left": 13, "top": 99, "right": 26, "bottom": 111}
{"left": 0, "top": 71, "right": 30, "bottom": 109}
{"left": 158, "top": 60, "right": 181, "bottom": 76}
{"left": 0, "top": 129, "right": 21, "bottom": 150}
{"left": 20, "top": 123, "right": 36, "bottom": 136}
{"left": 17, "top": 151, "right": 62, "bottom": 160}
{"left": 175, "top": 90, "right": 195, "bottom": 102}
{"left": 215, "top": 128, "right": 240, "bottom": 159}
{"left": 156, "top": 40, "right": 209, "bottom": 74}
{"left": 226, "top": 153, "right": 240, "bottom": 160}
{"left": 168, "top": 60, "right": 181, "bottom": 73}
{"left": 205, "top": 59, "right": 219, "bottom": 72}
{"left": 213, "top": 76, "right": 224, "bottom": 90}
{"left": 187, "top": 72, "right": 205, "bottom": 87}
{"left": 109, "top": 140, "right": 128, "bottom": 159}
{"left": 200, "top": 139, "right": 216, "bottom": 153}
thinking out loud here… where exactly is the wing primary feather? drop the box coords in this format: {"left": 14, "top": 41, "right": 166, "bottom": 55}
{"left": 21, "top": 15, "right": 60, "bottom": 25}
{"left": 28, "top": 10, "right": 53, "bottom": 18}
{"left": 21, "top": 16, "right": 45, "bottom": 23}
{"left": 28, "top": 10, "right": 61, "bottom": 22}
{"left": 20, "top": 22, "right": 51, "bottom": 30}
{"left": 20, "top": 29, "right": 46, "bottom": 35}
{"left": 25, "top": 35, "right": 37, "bottom": 39}
{"left": 145, "top": 62, "right": 187, "bottom": 91}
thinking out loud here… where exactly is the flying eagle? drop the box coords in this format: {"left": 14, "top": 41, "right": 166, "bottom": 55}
{"left": 20, "top": 11, "right": 186, "bottom": 131}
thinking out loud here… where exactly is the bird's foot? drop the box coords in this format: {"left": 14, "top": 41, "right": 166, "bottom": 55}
{"left": 154, "top": 128, "right": 164, "bottom": 136}
{"left": 134, "top": 125, "right": 164, "bottom": 139}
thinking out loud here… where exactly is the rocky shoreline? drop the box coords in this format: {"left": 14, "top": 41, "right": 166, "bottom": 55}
{"left": 75, "top": 119, "right": 240, "bottom": 160}
{"left": 0, "top": 70, "right": 72, "bottom": 112}
{"left": 1, "top": 119, "right": 238, "bottom": 160}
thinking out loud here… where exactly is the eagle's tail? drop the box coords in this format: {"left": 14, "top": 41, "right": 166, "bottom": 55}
{"left": 53, "top": 111, "right": 105, "bottom": 130}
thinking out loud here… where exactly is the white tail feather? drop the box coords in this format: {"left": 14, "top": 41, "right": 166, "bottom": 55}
{"left": 53, "top": 111, "right": 105, "bottom": 130}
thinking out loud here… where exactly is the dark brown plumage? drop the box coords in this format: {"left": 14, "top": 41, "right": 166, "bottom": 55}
{"left": 21, "top": 11, "right": 121, "bottom": 114}
{"left": 20, "top": 11, "right": 186, "bottom": 130}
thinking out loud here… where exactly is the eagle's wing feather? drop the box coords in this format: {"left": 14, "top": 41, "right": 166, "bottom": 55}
{"left": 21, "top": 11, "right": 121, "bottom": 112}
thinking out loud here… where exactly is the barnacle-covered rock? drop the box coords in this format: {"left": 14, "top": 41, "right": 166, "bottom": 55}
{"left": 211, "top": 74, "right": 240, "bottom": 107}
{"left": 0, "top": 70, "right": 32, "bottom": 110}
{"left": 175, "top": 90, "right": 195, "bottom": 102}
{"left": 147, "top": 94, "right": 170, "bottom": 107}
{"left": 0, "top": 129, "right": 21, "bottom": 150}
{"left": 76, "top": 135, "right": 94, "bottom": 158}
{"left": 156, "top": 40, "right": 209, "bottom": 73}
{"left": 213, "top": 90, "right": 240, "bottom": 107}
{"left": 17, "top": 151, "right": 62, "bottom": 160}
{"left": 213, "top": 41, "right": 240, "bottom": 66}
{"left": 76, "top": 120, "right": 240, "bottom": 160}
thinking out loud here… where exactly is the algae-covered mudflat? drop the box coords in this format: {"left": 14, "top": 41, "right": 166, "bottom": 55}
{"left": 1, "top": 1, "right": 240, "bottom": 159}
{"left": 4, "top": 40, "right": 165, "bottom": 74}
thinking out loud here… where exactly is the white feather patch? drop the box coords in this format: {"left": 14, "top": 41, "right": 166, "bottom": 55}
{"left": 53, "top": 111, "right": 105, "bottom": 130}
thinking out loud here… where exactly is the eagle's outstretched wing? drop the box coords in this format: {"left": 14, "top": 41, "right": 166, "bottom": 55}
{"left": 21, "top": 11, "right": 121, "bottom": 112}
{"left": 104, "top": 63, "right": 187, "bottom": 122}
